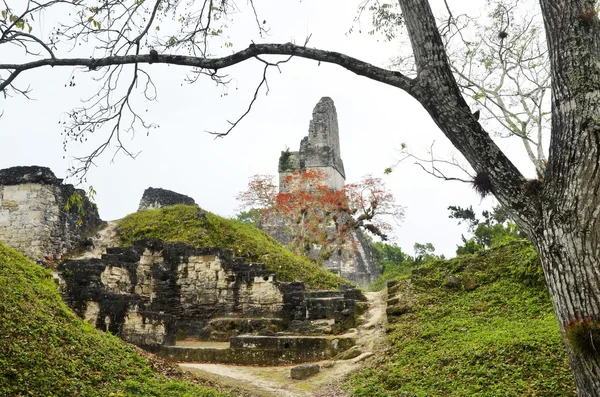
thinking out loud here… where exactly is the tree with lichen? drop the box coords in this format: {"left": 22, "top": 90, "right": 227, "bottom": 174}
{"left": 4, "top": 0, "right": 600, "bottom": 393}
{"left": 371, "top": 0, "right": 550, "bottom": 177}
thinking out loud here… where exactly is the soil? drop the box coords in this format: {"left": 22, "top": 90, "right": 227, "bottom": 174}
{"left": 180, "top": 291, "right": 388, "bottom": 397}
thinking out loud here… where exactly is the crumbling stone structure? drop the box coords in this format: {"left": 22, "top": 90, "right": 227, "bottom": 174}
{"left": 59, "top": 239, "right": 365, "bottom": 350}
{"left": 278, "top": 97, "right": 346, "bottom": 192}
{"left": 0, "top": 166, "right": 103, "bottom": 261}
{"left": 267, "top": 98, "right": 380, "bottom": 286}
{"left": 138, "top": 187, "right": 196, "bottom": 211}
{"left": 0, "top": 166, "right": 366, "bottom": 365}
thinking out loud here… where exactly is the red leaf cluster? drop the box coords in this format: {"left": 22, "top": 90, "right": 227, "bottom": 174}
{"left": 237, "top": 170, "right": 404, "bottom": 257}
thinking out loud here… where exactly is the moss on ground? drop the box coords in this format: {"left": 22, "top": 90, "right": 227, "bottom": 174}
{"left": 349, "top": 241, "right": 575, "bottom": 396}
{"left": 0, "top": 241, "right": 231, "bottom": 397}
{"left": 118, "top": 205, "right": 347, "bottom": 290}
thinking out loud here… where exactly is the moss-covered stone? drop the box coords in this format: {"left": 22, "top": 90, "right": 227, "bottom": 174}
{"left": 350, "top": 242, "right": 575, "bottom": 396}
{"left": 118, "top": 205, "right": 348, "bottom": 290}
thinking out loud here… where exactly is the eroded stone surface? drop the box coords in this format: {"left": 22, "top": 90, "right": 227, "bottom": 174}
{"left": 138, "top": 187, "right": 196, "bottom": 210}
{"left": 0, "top": 166, "right": 103, "bottom": 261}
{"left": 290, "top": 364, "right": 320, "bottom": 380}
{"left": 278, "top": 97, "right": 345, "bottom": 192}
{"left": 59, "top": 239, "right": 365, "bottom": 347}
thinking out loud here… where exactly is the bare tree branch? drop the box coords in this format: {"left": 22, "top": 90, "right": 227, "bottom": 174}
{"left": 1, "top": 43, "right": 414, "bottom": 92}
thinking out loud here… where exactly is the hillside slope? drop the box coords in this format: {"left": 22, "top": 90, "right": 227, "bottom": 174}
{"left": 0, "top": 241, "right": 231, "bottom": 397}
{"left": 350, "top": 242, "right": 576, "bottom": 396}
{"left": 118, "top": 205, "right": 347, "bottom": 290}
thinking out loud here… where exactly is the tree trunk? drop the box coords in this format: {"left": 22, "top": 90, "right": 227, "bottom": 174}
{"left": 398, "top": 0, "right": 600, "bottom": 394}
{"left": 532, "top": 220, "right": 600, "bottom": 396}
{"left": 534, "top": 1, "right": 600, "bottom": 393}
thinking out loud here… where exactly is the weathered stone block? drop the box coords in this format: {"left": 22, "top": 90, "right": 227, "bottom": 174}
{"left": 0, "top": 166, "right": 103, "bottom": 261}
{"left": 290, "top": 364, "right": 320, "bottom": 380}
{"left": 138, "top": 187, "right": 196, "bottom": 210}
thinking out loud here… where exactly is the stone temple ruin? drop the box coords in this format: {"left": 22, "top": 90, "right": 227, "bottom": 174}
{"left": 278, "top": 97, "right": 346, "bottom": 193}
{"left": 0, "top": 166, "right": 103, "bottom": 261}
{"left": 0, "top": 167, "right": 367, "bottom": 365}
{"left": 264, "top": 97, "right": 380, "bottom": 286}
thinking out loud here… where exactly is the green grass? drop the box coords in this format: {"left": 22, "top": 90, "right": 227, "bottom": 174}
{"left": 349, "top": 241, "right": 575, "bottom": 396}
{"left": 118, "top": 205, "right": 347, "bottom": 290}
{"left": 0, "top": 241, "right": 229, "bottom": 397}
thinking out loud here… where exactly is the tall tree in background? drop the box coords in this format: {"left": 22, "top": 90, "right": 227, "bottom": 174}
{"left": 448, "top": 204, "right": 525, "bottom": 254}
{"left": 3, "top": 0, "right": 600, "bottom": 393}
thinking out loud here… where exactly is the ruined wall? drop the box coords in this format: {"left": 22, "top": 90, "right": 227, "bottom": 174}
{"left": 320, "top": 230, "right": 381, "bottom": 286}
{"left": 138, "top": 187, "right": 196, "bottom": 211}
{"left": 278, "top": 166, "right": 346, "bottom": 193}
{"left": 278, "top": 97, "right": 346, "bottom": 193}
{"left": 0, "top": 166, "right": 102, "bottom": 261}
{"left": 59, "top": 239, "right": 363, "bottom": 347}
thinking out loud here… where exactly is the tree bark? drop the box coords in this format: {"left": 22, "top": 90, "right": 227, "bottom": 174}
{"left": 397, "top": 0, "right": 600, "bottom": 394}
{"left": 533, "top": 1, "right": 600, "bottom": 394}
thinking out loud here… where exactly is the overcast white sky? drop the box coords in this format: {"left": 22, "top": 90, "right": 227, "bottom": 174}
{"left": 0, "top": 0, "right": 541, "bottom": 257}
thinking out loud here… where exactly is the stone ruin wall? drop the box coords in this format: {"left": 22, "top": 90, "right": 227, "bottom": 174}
{"left": 320, "top": 230, "right": 380, "bottom": 287}
{"left": 0, "top": 166, "right": 102, "bottom": 261}
{"left": 278, "top": 97, "right": 346, "bottom": 193}
{"left": 59, "top": 239, "right": 363, "bottom": 348}
{"left": 0, "top": 168, "right": 366, "bottom": 359}
{"left": 278, "top": 166, "right": 346, "bottom": 194}
{"left": 271, "top": 97, "right": 380, "bottom": 286}
{"left": 138, "top": 187, "right": 196, "bottom": 211}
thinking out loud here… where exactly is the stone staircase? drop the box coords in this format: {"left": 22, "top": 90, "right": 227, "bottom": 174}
{"left": 58, "top": 237, "right": 367, "bottom": 366}
{"left": 156, "top": 334, "right": 356, "bottom": 365}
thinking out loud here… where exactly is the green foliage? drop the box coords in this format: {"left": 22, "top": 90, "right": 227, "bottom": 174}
{"left": 349, "top": 242, "right": 575, "bottom": 396}
{"left": 234, "top": 208, "right": 261, "bottom": 228}
{"left": 369, "top": 242, "right": 414, "bottom": 291}
{"left": 450, "top": 205, "right": 526, "bottom": 255}
{"left": 372, "top": 242, "right": 411, "bottom": 273}
{"left": 65, "top": 186, "right": 97, "bottom": 226}
{"left": 352, "top": 1, "right": 403, "bottom": 41}
{"left": 0, "top": 241, "right": 227, "bottom": 397}
{"left": 412, "top": 242, "right": 443, "bottom": 264}
{"left": 369, "top": 242, "right": 444, "bottom": 291}
{"left": 1, "top": 7, "right": 33, "bottom": 33}
{"left": 118, "top": 205, "right": 347, "bottom": 290}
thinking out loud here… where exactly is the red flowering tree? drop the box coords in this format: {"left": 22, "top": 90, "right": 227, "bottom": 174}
{"left": 236, "top": 169, "right": 404, "bottom": 258}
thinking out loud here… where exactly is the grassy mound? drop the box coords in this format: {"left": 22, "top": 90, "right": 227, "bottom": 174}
{"left": 118, "top": 205, "right": 347, "bottom": 290}
{"left": 0, "top": 241, "right": 229, "bottom": 397}
{"left": 350, "top": 241, "right": 575, "bottom": 396}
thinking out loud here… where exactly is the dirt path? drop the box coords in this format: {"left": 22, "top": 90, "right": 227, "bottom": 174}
{"left": 181, "top": 291, "right": 388, "bottom": 397}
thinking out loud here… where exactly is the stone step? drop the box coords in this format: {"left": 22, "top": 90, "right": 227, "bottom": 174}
{"left": 306, "top": 297, "right": 346, "bottom": 319}
{"left": 175, "top": 341, "right": 230, "bottom": 349}
{"left": 305, "top": 290, "right": 345, "bottom": 299}
{"left": 155, "top": 334, "right": 356, "bottom": 365}
{"left": 203, "top": 317, "right": 286, "bottom": 341}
